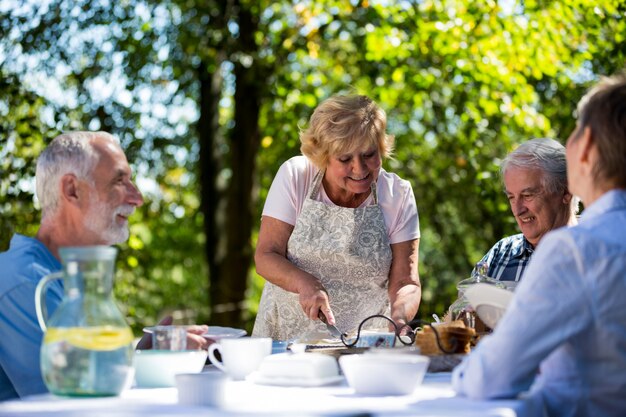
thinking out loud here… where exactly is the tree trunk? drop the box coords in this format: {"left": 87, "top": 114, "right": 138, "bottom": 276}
{"left": 197, "top": 57, "right": 225, "bottom": 323}
{"left": 210, "top": 5, "right": 263, "bottom": 327}
{"left": 197, "top": 3, "right": 264, "bottom": 328}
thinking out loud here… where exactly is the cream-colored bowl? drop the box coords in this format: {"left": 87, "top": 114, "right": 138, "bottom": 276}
{"left": 339, "top": 352, "right": 430, "bottom": 395}
{"left": 133, "top": 349, "right": 207, "bottom": 388}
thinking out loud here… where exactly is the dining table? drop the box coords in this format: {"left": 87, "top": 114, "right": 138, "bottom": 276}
{"left": 0, "top": 369, "right": 543, "bottom": 417}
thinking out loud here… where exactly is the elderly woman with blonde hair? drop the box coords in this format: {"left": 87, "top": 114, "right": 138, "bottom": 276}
{"left": 253, "top": 94, "right": 421, "bottom": 341}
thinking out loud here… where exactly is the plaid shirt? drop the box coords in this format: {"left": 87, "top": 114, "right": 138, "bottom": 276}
{"left": 476, "top": 233, "right": 534, "bottom": 282}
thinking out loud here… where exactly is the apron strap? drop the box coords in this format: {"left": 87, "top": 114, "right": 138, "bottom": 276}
{"left": 309, "top": 170, "right": 325, "bottom": 199}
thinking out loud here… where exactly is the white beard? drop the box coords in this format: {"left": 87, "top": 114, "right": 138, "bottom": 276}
{"left": 83, "top": 196, "right": 134, "bottom": 245}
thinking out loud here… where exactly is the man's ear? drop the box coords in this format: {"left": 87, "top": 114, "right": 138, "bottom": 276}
{"left": 60, "top": 174, "right": 80, "bottom": 205}
{"left": 563, "top": 191, "right": 573, "bottom": 205}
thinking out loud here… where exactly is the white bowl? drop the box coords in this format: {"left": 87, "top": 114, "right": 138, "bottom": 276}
{"left": 176, "top": 371, "right": 227, "bottom": 407}
{"left": 133, "top": 349, "right": 207, "bottom": 388}
{"left": 339, "top": 352, "right": 430, "bottom": 395}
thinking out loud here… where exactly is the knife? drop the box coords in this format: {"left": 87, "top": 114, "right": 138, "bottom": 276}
{"left": 318, "top": 310, "right": 345, "bottom": 339}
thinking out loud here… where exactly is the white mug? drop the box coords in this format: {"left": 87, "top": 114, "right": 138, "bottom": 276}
{"left": 208, "top": 337, "right": 272, "bottom": 380}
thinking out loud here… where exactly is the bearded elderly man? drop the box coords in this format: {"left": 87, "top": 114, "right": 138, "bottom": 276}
{"left": 475, "top": 138, "right": 579, "bottom": 286}
{"left": 454, "top": 74, "right": 626, "bottom": 416}
{"left": 0, "top": 132, "right": 205, "bottom": 400}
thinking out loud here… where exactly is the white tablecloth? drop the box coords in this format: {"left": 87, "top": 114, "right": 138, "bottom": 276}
{"left": 0, "top": 373, "right": 543, "bottom": 417}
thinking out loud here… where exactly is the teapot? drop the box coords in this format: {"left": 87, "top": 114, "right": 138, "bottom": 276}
{"left": 448, "top": 261, "right": 505, "bottom": 332}
{"left": 35, "top": 246, "right": 134, "bottom": 397}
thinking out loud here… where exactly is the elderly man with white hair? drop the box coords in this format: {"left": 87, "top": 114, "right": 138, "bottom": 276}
{"left": 0, "top": 132, "right": 207, "bottom": 400}
{"left": 475, "top": 137, "right": 579, "bottom": 284}
{"left": 0, "top": 132, "right": 144, "bottom": 400}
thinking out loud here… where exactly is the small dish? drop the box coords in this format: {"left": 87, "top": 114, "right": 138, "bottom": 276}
{"left": 464, "top": 283, "right": 514, "bottom": 328}
{"left": 176, "top": 371, "right": 227, "bottom": 407}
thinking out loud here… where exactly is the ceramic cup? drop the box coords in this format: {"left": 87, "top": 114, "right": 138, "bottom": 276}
{"left": 176, "top": 371, "right": 227, "bottom": 407}
{"left": 355, "top": 330, "right": 397, "bottom": 348}
{"left": 271, "top": 340, "right": 289, "bottom": 354}
{"left": 208, "top": 337, "right": 272, "bottom": 380}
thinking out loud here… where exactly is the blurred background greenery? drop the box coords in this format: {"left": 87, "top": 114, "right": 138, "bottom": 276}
{"left": 1, "top": 0, "right": 625, "bottom": 335}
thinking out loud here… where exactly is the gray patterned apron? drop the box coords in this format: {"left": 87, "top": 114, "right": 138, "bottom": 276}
{"left": 252, "top": 170, "right": 393, "bottom": 340}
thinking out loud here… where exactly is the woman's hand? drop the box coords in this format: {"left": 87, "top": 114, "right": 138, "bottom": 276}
{"left": 297, "top": 277, "right": 336, "bottom": 324}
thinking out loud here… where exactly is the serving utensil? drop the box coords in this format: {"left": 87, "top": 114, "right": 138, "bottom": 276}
{"left": 318, "top": 311, "right": 346, "bottom": 339}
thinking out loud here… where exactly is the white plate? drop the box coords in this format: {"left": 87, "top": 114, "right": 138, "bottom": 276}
{"left": 202, "top": 326, "right": 247, "bottom": 340}
{"left": 246, "top": 372, "right": 344, "bottom": 387}
{"left": 143, "top": 326, "right": 247, "bottom": 340}
{"left": 464, "top": 283, "right": 514, "bottom": 329}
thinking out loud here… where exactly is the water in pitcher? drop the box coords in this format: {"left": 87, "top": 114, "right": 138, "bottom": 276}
{"left": 40, "top": 326, "right": 134, "bottom": 397}
{"left": 36, "top": 246, "right": 135, "bottom": 397}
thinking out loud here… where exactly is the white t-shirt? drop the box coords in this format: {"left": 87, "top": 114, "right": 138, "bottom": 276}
{"left": 262, "top": 156, "right": 420, "bottom": 244}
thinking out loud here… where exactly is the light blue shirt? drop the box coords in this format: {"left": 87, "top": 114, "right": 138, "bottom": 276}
{"left": 453, "top": 189, "right": 626, "bottom": 417}
{"left": 0, "top": 234, "right": 63, "bottom": 400}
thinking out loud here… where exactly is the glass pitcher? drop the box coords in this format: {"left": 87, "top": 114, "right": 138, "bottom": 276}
{"left": 448, "top": 261, "right": 505, "bottom": 332}
{"left": 35, "top": 246, "right": 134, "bottom": 397}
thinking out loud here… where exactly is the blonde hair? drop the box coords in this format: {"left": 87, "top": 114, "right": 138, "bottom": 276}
{"left": 300, "top": 95, "right": 394, "bottom": 169}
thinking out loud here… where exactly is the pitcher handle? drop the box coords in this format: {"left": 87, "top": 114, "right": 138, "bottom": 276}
{"left": 35, "top": 272, "right": 64, "bottom": 332}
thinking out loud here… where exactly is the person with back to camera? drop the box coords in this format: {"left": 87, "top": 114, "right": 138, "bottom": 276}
{"left": 453, "top": 74, "right": 626, "bottom": 416}
{"left": 0, "top": 131, "right": 209, "bottom": 400}
{"left": 474, "top": 138, "right": 579, "bottom": 288}
{"left": 252, "top": 94, "right": 421, "bottom": 341}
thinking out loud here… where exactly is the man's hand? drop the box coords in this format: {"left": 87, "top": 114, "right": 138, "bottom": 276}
{"left": 185, "top": 323, "right": 211, "bottom": 349}
{"left": 135, "top": 315, "right": 212, "bottom": 350}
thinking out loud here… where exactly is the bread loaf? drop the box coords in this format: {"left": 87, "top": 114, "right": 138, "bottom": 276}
{"left": 414, "top": 320, "right": 475, "bottom": 355}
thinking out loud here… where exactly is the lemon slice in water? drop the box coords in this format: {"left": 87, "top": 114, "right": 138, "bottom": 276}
{"left": 45, "top": 326, "right": 134, "bottom": 351}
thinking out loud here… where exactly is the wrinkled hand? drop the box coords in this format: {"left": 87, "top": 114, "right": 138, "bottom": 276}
{"left": 185, "top": 324, "right": 211, "bottom": 349}
{"left": 135, "top": 315, "right": 212, "bottom": 350}
{"left": 298, "top": 277, "right": 336, "bottom": 325}
{"left": 392, "top": 319, "right": 410, "bottom": 335}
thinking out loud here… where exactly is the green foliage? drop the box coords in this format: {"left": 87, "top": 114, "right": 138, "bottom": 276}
{"left": 114, "top": 168, "right": 210, "bottom": 331}
{"left": 276, "top": 0, "right": 626, "bottom": 318}
{"left": 2, "top": 0, "right": 625, "bottom": 334}
{"left": 0, "top": 72, "right": 57, "bottom": 249}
